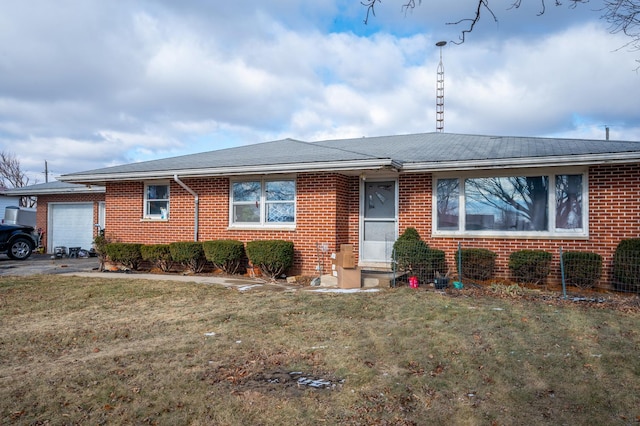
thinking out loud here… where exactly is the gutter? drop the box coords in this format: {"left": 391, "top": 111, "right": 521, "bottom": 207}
{"left": 401, "top": 152, "right": 640, "bottom": 173}
{"left": 173, "top": 174, "right": 199, "bottom": 241}
{"left": 58, "top": 159, "right": 397, "bottom": 184}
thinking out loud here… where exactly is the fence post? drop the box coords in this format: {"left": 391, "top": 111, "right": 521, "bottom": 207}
{"left": 560, "top": 246, "right": 567, "bottom": 299}
{"left": 392, "top": 247, "right": 396, "bottom": 288}
{"left": 457, "top": 241, "right": 462, "bottom": 286}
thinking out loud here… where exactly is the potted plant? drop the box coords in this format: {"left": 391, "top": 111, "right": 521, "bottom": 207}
{"left": 434, "top": 270, "right": 450, "bottom": 290}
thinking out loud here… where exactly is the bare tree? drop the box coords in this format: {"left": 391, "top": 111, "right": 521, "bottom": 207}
{"left": 601, "top": 0, "right": 640, "bottom": 53}
{"left": 362, "top": 0, "right": 640, "bottom": 62}
{"left": 0, "top": 151, "right": 36, "bottom": 207}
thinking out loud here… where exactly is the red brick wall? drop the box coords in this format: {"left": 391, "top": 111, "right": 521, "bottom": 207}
{"left": 36, "top": 193, "right": 106, "bottom": 251}
{"left": 104, "top": 173, "right": 358, "bottom": 275}
{"left": 398, "top": 164, "right": 640, "bottom": 285}
{"left": 102, "top": 164, "right": 640, "bottom": 281}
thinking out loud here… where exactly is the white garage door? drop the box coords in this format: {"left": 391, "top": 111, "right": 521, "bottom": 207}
{"left": 49, "top": 203, "right": 94, "bottom": 252}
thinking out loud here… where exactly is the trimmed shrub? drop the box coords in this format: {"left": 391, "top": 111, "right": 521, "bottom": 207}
{"left": 104, "top": 242, "right": 143, "bottom": 270}
{"left": 426, "top": 248, "right": 447, "bottom": 277}
{"left": 92, "top": 233, "right": 112, "bottom": 272}
{"left": 613, "top": 238, "right": 640, "bottom": 293}
{"left": 203, "top": 240, "right": 245, "bottom": 274}
{"left": 169, "top": 241, "right": 207, "bottom": 274}
{"left": 455, "top": 248, "right": 497, "bottom": 282}
{"left": 562, "top": 251, "right": 602, "bottom": 289}
{"left": 509, "top": 250, "right": 552, "bottom": 285}
{"left": 140, "top": 244, "right": 174, "bottom": 272}
{"left": 393, "top": 228, "right": 429, "bottom": 274}
{"left": 393, "top": 228, "right": 446, "bottom": 284}
{"left": 246, "top": 240, "right": 294, "bottom": 279}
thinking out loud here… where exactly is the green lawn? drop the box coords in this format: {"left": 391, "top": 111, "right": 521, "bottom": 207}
{"left": 1, "top": 276, "right": 639, "bottom": 425}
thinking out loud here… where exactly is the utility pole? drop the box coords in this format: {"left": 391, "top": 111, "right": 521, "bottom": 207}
{"left": 44, "top": 160, "right": 48, "bottom": 182}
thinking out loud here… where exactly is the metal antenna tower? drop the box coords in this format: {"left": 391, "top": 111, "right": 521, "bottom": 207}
{"left": 435, "top": 41, "right": 447, "bottom": 132}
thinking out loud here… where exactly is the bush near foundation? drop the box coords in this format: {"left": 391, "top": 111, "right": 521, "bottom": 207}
{"left": 246, "top": 240, "right": 294, "bottom": 279}
{"left": 203, "top": 240, "right": 245, "bottom": 274}
{"left": 92, "top": 233, "right": 112, "bottom": 272}
{"left": 424, "top": 248, "right": 447, "bottom": 281}
{"left": 455, "top": 248, "right": 497, "bottom": 282}
{"left": 104, "top": 243, "right": 143, "bottom": 270}
{"left": 140, "top": 244, "right": 174, "bottom": 272}
{"left": 169, "top": 242, "right": 207, "bottom": 274}
{"left": 613, "top": 238, "right": 640, "bottom": 293}
{"left": 393, "top": 228, "right": 429, "bottom": 275}
{"left": 561, "top": 251, "right": 602, "bottom": 289}
{"left": 509, "top": 250, "right": 552, "bottom": 285}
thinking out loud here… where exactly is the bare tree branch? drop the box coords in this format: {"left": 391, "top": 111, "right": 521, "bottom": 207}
{"left": 361, "top": 0, "right": 379, "bottom": 24}
{"left": 401, "top": 0, "right": 422, "bottom": 15}
{"left": 0, "top": 151, "right": 36, "bottom": 207}
{"left": 447, "top": 0, "right": 498, "bottom": 44}
{"left": 601, "top": 0, "right": 640, "bottom": 48}
{"left": 361, "top": 0, "right": 637, "bottom": 60}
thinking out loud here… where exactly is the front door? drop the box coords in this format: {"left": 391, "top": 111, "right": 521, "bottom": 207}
{"left": 360, "top": 180, "right": 397, "bottom": 264}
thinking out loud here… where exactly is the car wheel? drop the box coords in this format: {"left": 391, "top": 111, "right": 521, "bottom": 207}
{"left": 8, "top": 238, "right": 33, "bottom": 260}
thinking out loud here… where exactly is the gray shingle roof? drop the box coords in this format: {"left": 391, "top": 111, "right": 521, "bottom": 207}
{"left": 59, "top": 132, "right": 640, "bottom": 183}
{"left": 1, "top": 181, "right": 105, "bottom": 196}
{"left": 317, "top": 133, "right": 640, "bottom": 163}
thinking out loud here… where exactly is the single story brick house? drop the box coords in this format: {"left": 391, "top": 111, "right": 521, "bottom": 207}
{"left": 2, "top": 181, "right": 106, "bottom": 253}
{"left": 57, "top": 132, "right": 640, "bottom": 283}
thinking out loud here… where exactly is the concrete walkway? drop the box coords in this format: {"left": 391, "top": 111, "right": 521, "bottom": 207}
{"left": 62, "top": 271, "right": 382, "bottom": 293}
{"left": 0, "top": 254, "right": 382, "bottom": 293}
{"left": 63, "top": 270, "right": 285, "bottom": 291}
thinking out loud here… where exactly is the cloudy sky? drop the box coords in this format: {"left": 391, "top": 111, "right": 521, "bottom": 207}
{"left": 1, "top": 0, "right": 638, "bottom": 183}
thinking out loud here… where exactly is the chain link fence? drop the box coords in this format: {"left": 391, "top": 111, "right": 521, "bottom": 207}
{"left": 392, "top": 241, "right": 640, "bottom": 297}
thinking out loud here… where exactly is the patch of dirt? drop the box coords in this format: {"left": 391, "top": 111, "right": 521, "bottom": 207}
{"left": 199, "top": 349, "right": 342, "bottom": 396}
{"left": 443, "top": 281, "right": 640, "bottom": 313}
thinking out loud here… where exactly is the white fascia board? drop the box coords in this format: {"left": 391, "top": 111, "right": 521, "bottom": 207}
{"left": 402, "top": 153, "right": 640, "bottom": 172}
{"left": 0, "top": 187, "right": 105, "bottom": 195}
{"left": 59, "top": 159, "right": 399, "bottom": 184}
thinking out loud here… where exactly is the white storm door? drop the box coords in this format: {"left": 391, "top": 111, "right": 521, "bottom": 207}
{"left": 360, "top": 180, "right": 397, "bottom": 263}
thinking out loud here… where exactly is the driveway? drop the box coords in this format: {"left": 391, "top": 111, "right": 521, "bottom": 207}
{"left": 0, "top": 253, "right": 100, "bottom": 276}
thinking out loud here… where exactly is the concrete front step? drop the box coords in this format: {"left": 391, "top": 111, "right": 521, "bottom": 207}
{"left": 317, "top": 269, "right": 395, "bottom": 288}
{"left": 362, "top": 270, "right": 394, "bottom": 288}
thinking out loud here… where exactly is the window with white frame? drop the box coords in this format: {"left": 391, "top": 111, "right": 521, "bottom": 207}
{"left": 434, "top": 171, "right": 587, "bottom": 237}
{"left": 144, "top": 182, "right": 169, "bottom": 219}
{"left": 231, "top": 179, "right": 295, "bottom": 226}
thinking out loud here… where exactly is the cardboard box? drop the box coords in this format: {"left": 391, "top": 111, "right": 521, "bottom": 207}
{"left": 333, "top": 251, "right": 355, "bottom": 269}
{"left": 337, "top": 266, "right": 361, "bottom": 289}
{"left": 331, "top": 244, "right": 356, "bottom": 269}
{"left": 340, "top": 244, "right": 354, "bottom": 253}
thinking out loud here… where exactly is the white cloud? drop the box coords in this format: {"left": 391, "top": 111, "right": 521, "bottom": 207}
{"left": 0, "top": 1, "right": 638, "bottom": 183}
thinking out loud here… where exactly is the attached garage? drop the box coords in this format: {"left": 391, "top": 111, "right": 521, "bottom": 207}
{"left": 48, "top": 203, "right": 95, "bottom": 252}
{"left": 1, "top": 181, "right": 106, "bottom": 255}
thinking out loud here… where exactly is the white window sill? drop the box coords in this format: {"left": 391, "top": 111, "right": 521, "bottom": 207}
{"left": 228, "top": 224, "right": 296, "bottom": 231}
{"left": 432, "top": 231, "right": 588, "bottom": 240}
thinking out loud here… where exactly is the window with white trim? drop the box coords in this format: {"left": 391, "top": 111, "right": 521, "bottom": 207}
{"left": 434, "top": 171, "right": 587, "bottom": 237}
{"left": 231, "top": 179, "right": 295, "bottom": 226}
{"left": 144, "top": 182, "right": 169, "bottom": 219}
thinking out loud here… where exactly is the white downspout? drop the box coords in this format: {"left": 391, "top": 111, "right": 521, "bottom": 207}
{"left": 173, "top": 174, "right": 199, "bottom": 241}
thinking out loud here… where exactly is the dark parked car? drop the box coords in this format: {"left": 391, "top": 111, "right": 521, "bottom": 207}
{"left": 0, "top": 223, "right": 37, "bottom": 260}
